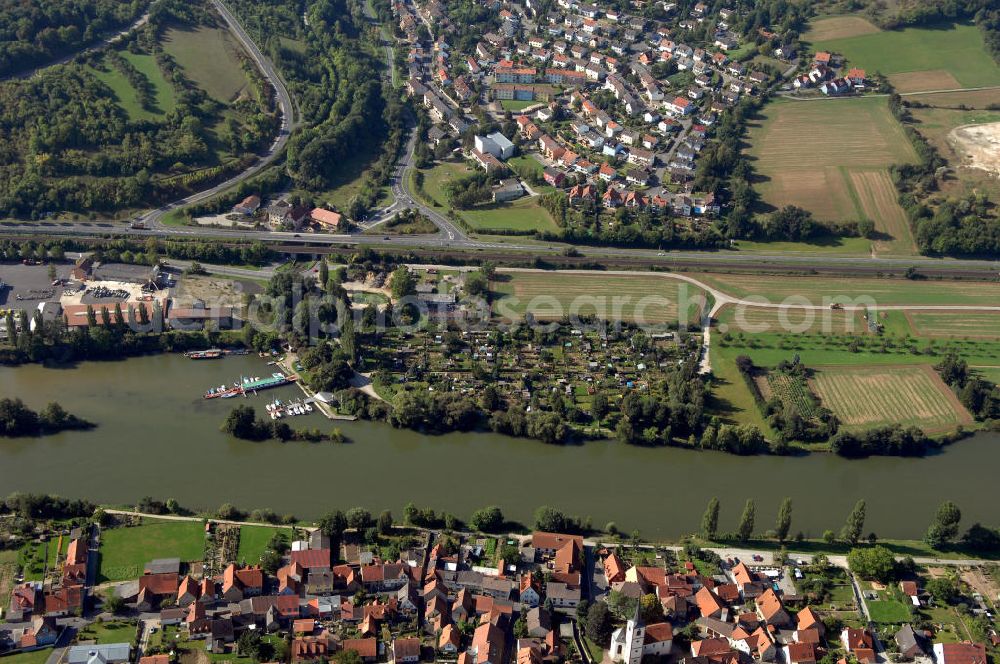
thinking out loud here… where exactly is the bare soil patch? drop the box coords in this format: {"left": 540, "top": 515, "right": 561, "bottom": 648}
{"left": 961, "top": 567, "right": 1000, "bottom": 608}
{"left": 948, "top": 122, "right": 1000, "bottom": 176}
{"left": 890, "top": 70, "right": 962, "bottom": 93}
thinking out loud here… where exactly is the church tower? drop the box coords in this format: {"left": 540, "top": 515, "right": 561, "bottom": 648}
{"left": 622, "top": 600, "right": 645, "bottom": 664}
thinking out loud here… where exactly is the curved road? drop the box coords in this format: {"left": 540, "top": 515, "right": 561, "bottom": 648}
{"left": 138, "top": 0, "right": 297, "bottom": 228}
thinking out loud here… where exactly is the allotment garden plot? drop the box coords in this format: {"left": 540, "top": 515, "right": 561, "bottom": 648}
{"left": 808, "top": 365, "right": 973, "bottom": 433}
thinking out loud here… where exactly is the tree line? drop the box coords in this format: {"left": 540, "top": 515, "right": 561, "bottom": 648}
{"left": 0, "top": 0, "right": 145, "bottom": 77}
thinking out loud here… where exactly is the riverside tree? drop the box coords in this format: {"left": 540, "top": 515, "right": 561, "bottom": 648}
{"left": 702, "top": 497, "right": 720, "bottom": 540}
{"left": 925, "top": 501, "right": 962, "bottom": 549}
{"left": 775, "top": 498, "right": 792, "bottom": 542}
{"left": 841, "top": 499, "right": 866, "bottom": 545}
{"left": 737, "top": 499, "right": 755, "bottom": 542}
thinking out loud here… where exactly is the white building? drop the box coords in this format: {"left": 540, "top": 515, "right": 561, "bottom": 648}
{"left": 473, "top": 131, "right": 515, "bottom": 160}
{"left": 610, "top": 605, "right": 673, "bottom": 664}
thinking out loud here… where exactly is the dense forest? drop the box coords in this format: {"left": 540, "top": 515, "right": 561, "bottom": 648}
{"left": 0, "top": 0, "right": 277, "bottom": 218}
{"left": 225, "top": 0, "right": 405, "bottom": 219}
{"left": 0, "top": 0, "right": 145, "bottom": 77}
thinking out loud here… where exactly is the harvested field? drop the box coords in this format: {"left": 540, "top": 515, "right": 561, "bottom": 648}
{"left": 805, "top": 16, "right": 881, "bottom": 42}
{"left": 905, "top": 311, "right": 1000, "bottom": 339}
{"left": 948, "top": 122, "right": 1000, "bottom": 176}
{"left": 890, "top": 70, "right": 962, "bottom": 94}
{"left": 492, "top": 272, "right": 707, "bottom": 325}
{"left": 809, "top": 364, "right": 973, "bottom": 432}
{"left": 747, "top": 98, "right": 917, "bottom": 222}
{"left": 849, "top": 169, "right": 916, "bottom": 254}
{"left": 716, "top": 304, "right": 867, "bottom": 335}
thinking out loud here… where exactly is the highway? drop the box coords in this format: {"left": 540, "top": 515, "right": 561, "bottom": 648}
{"left": 2, "top": 0, "right": 999, "bottom": 279}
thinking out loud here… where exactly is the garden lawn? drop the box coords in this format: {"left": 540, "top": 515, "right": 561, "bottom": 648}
{"left": 500, "top": 99, "right": 537, "bottom": 111}
{"left": 867, "top": 599, "right": 913, "bottom": 623}
{"left": 98, "top": 520, "right": 204, "bottom": 582}
{"left": 236, "top": 525, "right": 285, "bottom": 566}
{"left": 77, "top": 620, "right": 139, "bottom": 644}
{"left": 0, "top": 649, "right": 54, "bottom": 664}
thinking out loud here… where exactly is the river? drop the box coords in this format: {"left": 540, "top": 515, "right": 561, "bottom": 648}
{"left": 1, "top": 354, "right": 997, "bottom": 539}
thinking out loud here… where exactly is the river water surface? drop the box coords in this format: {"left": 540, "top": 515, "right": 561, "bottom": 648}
{"left": 1, "top": 354, "right": 998, "bottom": 538}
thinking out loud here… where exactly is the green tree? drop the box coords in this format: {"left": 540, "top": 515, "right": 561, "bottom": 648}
{"left": 534, "top": 506, "right": 568, "bottom": 532}
{"left": 736, "top": 499, "right": 755, "bottom": 542}
{"left": 470, "top": 506, "right": 504, "bottom": 532}
{"left": 319, "top": 259, "right": 329, "bottom": 288}
{"left": 847, "top": 545, "right": 897, "bottom": 583}
{"left": 377, "top": 510, "right": 393, "bottom": 535}
{"left": 925, "top": 501, "right": 962, "bottom": 549}
{"left": 585, "top": 601, "right": 613, "bottom": 646}
{"left": 701, "top": 497, "right": 720, "bottom": 540}
{"left": 390, "top": 266, "right": 416, "bottom": 299}
{"left": 775, "top": 497, "right": 792, "bottom": 543}
{"left": 841, "top": 499, "right": 866, "bottom": 545}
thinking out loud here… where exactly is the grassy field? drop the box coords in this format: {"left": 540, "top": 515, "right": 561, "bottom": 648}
{"left": 122, "top": 52, "right": 177, "bottom": 116}
{"left": 492, "top": 271, "right": 707, "bottom": 325}
{"left": 905, "top": 311, "right": 1000, "bottom": 339}
{"left": 162, "top": 25, "right": 249, "bottom": 102}
{"left": 732, "top": 235, "right": 873, "bottom": 256}
{"left": 810, "top": 21, "right": 1000, "bottom": 92}
{"left": 808, "top": 364, "right": 973, "bottom": 432}
{"left": 89, "top": 51, "right": 177, "bottom": 122}
{"left": 236, "top": 525, "right": 285, "bottom": 566}
{"left": 98, "top": 520, "right": 204, "bottom": 582}
{"left": 716, "top": 304, "right": 869, "bottom": 336}
{"left": 804, "top": 16, "right": 881, "bottom": 42}
{"left": 746, "top": 97, "right": 917, "bottom": 223}
{"left": 416, "top": 161, "right": 558, "bottom": 233}
{"left": 693, "top": 272, "right": 1000, "bottom": 307}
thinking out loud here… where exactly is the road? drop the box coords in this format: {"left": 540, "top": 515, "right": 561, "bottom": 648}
{"left": 137, "top": 0, "right": 296, "bottom": 230}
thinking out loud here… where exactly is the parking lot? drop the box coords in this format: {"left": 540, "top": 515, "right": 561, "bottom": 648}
{"left": 0, "top": 263, "right": 73, "bottom": 314}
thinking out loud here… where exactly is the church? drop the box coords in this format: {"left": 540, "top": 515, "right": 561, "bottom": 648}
{"left": 610, "top": 603, "right": 674, "bottom": 664}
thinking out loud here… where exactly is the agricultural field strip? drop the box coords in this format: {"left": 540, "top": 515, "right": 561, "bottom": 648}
{"left": 496, "top": 269, "right": 1000, "bottom": 313}
{"left": 809, "top": 365, "right": 971, "bottom": 430}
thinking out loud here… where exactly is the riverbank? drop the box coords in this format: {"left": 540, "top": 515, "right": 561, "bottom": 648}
{"left": 2, "top": 353, "right": 999, "bottom": 539}
{"left": 81, "top": 508, "right": 1000, "bottom": 563}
